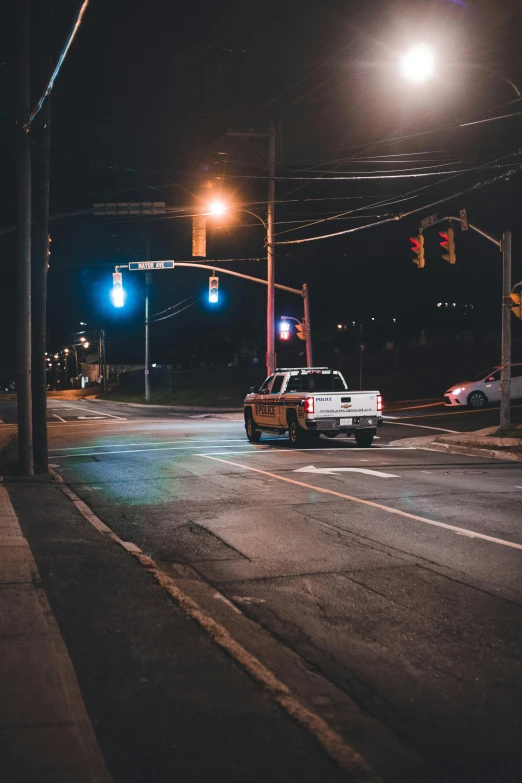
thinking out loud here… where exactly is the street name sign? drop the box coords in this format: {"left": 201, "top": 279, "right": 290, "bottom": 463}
{"left": 420, "top": 213, "right": 438, "bottom": 230}
{"left": 128, "top": 260, "right": 175, "bottom": 271}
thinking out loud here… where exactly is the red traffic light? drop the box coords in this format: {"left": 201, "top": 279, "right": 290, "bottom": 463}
{"left": 439, "top": 227, "right": 456, "bottom": 264}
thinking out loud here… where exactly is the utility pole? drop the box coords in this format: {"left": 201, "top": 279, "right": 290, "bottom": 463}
{"left": 500, "top": 231, "right": 512, "bottom": 431}
{"left": 145, "top": 272, "right": 151, "bottom": 403}
{"left": 31, "top": 15, "right": 52, "bottom": 473}
{"left": 302, "top": 284, "right": 313, "bottom": 366}
{"left": 267, "top": 122, "right": 276, "bottom": 375}
{"left": 16, "top": 0, "right": 33, "bottom": 475}
{"left": 227, "top": 125, "right": 277, "bottom": 375}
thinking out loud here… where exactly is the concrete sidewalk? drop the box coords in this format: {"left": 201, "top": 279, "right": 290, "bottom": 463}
{"left": 0, "top": 482, "right": 111, "bottom": 783}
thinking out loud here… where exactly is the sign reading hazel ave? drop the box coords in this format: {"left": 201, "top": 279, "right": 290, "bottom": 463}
{"left": 128, "top": 260, "right": 175, "bottom": 271}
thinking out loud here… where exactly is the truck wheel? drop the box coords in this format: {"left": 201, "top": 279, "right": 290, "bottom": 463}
{"left": 354, "top": 429, "right": 375, "bottom": 448}
{"left": 245, "top": 413, "right": 261, "bottom": 443}
{"left": 288, "top": 417, "right": 304, "bottom": 447}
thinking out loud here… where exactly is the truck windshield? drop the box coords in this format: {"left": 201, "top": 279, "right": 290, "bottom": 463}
{"left": 285, "top": 373, "right": 347, "bottom": 392}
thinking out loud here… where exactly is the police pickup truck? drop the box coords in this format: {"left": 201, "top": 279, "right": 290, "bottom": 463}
{"left": 244, "top": 367, "right": 383, "bottom": 447}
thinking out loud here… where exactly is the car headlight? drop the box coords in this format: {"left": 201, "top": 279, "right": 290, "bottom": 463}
{"left": 451, "top": 387, "right": 464, "bottom": 395}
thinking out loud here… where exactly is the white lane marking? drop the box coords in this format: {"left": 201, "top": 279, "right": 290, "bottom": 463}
{"left": 54, "top": 444, "right": 273, "bottom": 458}
{"left": 50, "top": 438, "right": 247, "bottom": 452}
{"left": 294, "top": 466, "right": 399, "bottom": 478}
{"left": 388, "top": 402, "right": 443, "bottom": 411}
{"left": 516, "top": 486, "right": 522, "bottom": 489}
{"left": 51, "top": 413, "right": 67, "bottom": 423}
{"left": 56, "top": 403, "right": 127, "bottom": 420}
{"left": 77, "top": 416, "right": 107, "bottom": 420}
{"left": 201, "top": 455, "right": 522, "bottom": 553}
{"left": 199, "top": 447, "right": 416, "bottom": 456}
{"left": 52, "top": 443, "right": 417, "bottom": 458}
{"left": 384, "top": 419, "right": 457, "bottom": 433}
{"left": 390, "top": 403, "right": 522, "bottom": 419}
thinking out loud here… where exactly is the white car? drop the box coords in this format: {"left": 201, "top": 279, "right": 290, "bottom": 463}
{"left": 444, "top": 363, "right": 522, "bottom": 409}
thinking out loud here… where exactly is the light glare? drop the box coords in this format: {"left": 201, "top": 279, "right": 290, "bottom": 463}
{"left": 401, "top": 45, "right": 435, "bottom": 83}
{"left": 111, "top": 287, "right": 125, "bottom": 308}
{"left": 208, "top": 199, "right": 227, "bottom": 216}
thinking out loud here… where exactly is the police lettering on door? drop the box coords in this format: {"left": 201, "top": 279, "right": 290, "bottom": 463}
{"left": 256, "top": 403, "right": 276, "bottom": 416}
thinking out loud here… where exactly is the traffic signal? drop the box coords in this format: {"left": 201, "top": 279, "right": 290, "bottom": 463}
{"left": 410, "top": 235, "right": 425, "bottom": 268}
{"left": 111, "top": 272, "right": 124, "bottom": 307}
{"left": 296, "top": 322, "right": 307, "bottom": 340}
{"left": 510, "top": 291, "right": 522, "bottom": 319}
{"left": 279, "top": 321, "right": 290, "bottom": 340}
{"left": 208, "top": 275, "right": 219, "bottom": 303}
{"left": 439, "top": 227, "right": 456, "bottom": 264}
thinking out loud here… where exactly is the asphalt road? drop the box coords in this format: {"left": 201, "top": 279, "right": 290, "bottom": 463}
{"left": 2, "top": 396, "right": 522, "bottom": 781}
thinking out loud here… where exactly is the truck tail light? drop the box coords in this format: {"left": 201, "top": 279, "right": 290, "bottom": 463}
{"left": 304, "top": 396, "right": 314, "bottom": 414}
{"left": 377, "top": 395, "right": 383, "bottom": 411}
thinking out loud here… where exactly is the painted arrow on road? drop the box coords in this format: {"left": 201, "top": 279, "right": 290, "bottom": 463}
{"left": 294, "top": 466, "right": 399, "bottom": 478}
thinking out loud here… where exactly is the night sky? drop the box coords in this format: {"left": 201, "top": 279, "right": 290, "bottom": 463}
{"left": 1, "top": 0, "right": 521, "bottom": 380}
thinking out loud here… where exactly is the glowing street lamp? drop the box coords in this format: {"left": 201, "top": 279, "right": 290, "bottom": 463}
{"left": 400, "top": 44, "right": 435, "bottom": 84}
{"left": 208, "top": 198, "right": 227, "bottom": 216}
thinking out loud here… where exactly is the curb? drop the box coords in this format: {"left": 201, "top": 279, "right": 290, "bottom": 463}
{"left": 392, "top": 434, "right": 522, "bottom": 462}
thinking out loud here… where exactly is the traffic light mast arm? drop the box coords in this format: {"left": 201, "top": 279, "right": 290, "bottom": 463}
{"left": 429, "top": 216, "right": 501, "bottom": 248}
{"left": 115, "top": 262, "right": 303, "bottom": 296}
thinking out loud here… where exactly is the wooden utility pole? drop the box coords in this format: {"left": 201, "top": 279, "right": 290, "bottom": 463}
{"left": 17, "top": 0, "right": 33, "bottom": 475}
{"left": 227, "top": 125, "right": 277, "bottom": 375}
{"left": 266, "top": 122, "right": 276, "bottom": 375}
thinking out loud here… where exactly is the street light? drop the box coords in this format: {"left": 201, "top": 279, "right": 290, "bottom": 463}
{"left": 207, "top": 198, "right": 227, "bottom": 216}
{"left": 400, "top": 44, "right": 435, "bottom": 84}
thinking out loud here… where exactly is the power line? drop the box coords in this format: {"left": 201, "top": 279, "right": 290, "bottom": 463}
{"left": 275, "top": 167, "right": 517, "bottom": 245}
{"left": 149, "top": 299, "right": 201, "bottom": 323}
{"left": 273, "top": 151, "right": 521, "bottom": 237}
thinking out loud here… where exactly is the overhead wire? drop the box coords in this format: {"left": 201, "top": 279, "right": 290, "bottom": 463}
{"left": 272, "top": 150, "right": 521, "bottom": 237}
{"left": 275, "top": 166, "right": 518, "bottom": 245}
{"left": 149, "top": 298, "right": 202, "bottom": 323}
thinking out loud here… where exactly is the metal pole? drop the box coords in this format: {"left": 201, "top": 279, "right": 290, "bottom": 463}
{"left": 64, "top": 354, "right": 68, "bottom": 388}
{"left": 359, "top": 324, "right": 363, "bottom": 390}
{"left": 500, "top": 231, "right": 512, "bottom": 431}
{"left": 266, "top": 122, "right": 276, "bottom": 375}
{"left": 145, "top": 272, "right": 151, "bottom": 403}
{"left": 302, "top": 284, "right": 313, "bottom": 366}
{"left": 98, "top": 331, "right": 103, "bottom": 393}
{"left": 16, "top": 0, "right": 33, "bottom": 475}
{"left": 102, "top": 329, "right": 107, "bottom": 393}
